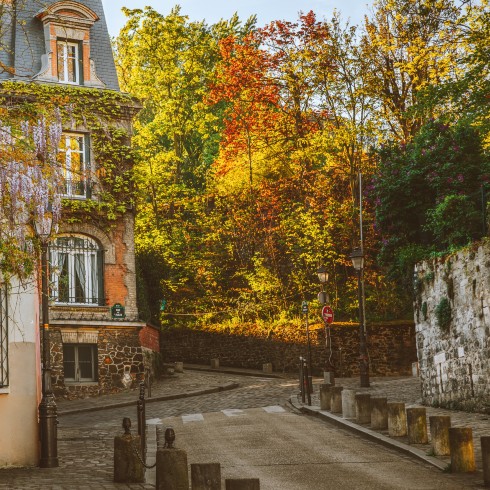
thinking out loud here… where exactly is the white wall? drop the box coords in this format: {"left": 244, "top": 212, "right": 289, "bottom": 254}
{"left": 0, "top": 278, "right": 41, "bottom": 467}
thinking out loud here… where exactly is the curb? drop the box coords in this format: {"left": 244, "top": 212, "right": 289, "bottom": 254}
{"left": 58, "top": 382, "right": 239, "bottom": 416}
{"left": 184, "top": 364, "right": 285, "bottom": 379}
{"left": 288, "top": 396, "right": 448, "bottom": 471}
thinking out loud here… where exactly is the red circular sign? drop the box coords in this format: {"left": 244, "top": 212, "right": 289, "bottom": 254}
{"left": 322, "top": 306, "right": 334, "bottom": 324}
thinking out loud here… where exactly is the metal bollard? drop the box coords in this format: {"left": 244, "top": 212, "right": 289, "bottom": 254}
{"left": 406, "top": 407, "right": 428, "bottom": 444}
{"left": 370, "top": 397, "right": 388, "bottom": 430}
{"left": 299, "top": 356, "right": 305, "bottom": 403}
{"left": 137, "top": 382, "right": 146, "bottom": 458}
{"left": 114, "top": 417, "right": 145, "bottom": 483}
{"left": 387, "top": 402, "right": 407, "bottom": 437}
{"left": 481, "top": 436, "right": 490, "bottom": 486}
{"left": 429, "top": 416, "right": 451, "bottom": 456}
{"left": 191, "top": 463, "right": 221, "bottom": 490}
{"left": 449, "top": 428, "right": 476, "bottom": 473}
{"left": 225, "top": 478, "right": 260, "bottom": 489}
{"left": 303, "top": 358, "right": 312, "bottom": 406}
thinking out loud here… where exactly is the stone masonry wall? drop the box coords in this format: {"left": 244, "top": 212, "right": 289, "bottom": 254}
{"left": 161, "top": 322, "right": 416, "bottom": 377}
{"left": 50, "top": 326, "right": 144, "bottom": 399}
{"left": 414, "top": 242, "right": 490, "bottom": 413}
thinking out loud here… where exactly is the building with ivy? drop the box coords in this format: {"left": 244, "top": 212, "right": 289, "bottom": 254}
{"left": 0, "top": 0, "right": 158, "bottom": 467}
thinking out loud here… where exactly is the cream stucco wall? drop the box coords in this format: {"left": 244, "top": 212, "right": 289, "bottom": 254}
{"left": 0, "top": 279, "right": 41, "bottom": 467}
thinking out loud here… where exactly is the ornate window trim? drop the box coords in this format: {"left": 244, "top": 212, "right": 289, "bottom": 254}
{"left": 34, "top": 1, "right": 105, "bottom": 88}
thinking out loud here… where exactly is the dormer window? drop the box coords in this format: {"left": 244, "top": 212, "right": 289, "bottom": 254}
{"left": 35, "top": 1, "right": 105, "bottom": 88}
{"left": 57, "top": 41, "right": 81, "bottom": 84}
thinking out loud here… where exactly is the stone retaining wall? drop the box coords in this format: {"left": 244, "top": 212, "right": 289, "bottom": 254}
{"left": 414, "top": 242, "right": 490, "bottom": 413}
{"left": 161, "top": 322, "right": 417, "bottom": 377}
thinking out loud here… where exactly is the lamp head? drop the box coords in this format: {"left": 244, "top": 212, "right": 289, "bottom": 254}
{"left": 350, "top": 248, "right": 364, "bottom": 271}
{"left": 317, "top": 266, "right": 329, "bottom": 284}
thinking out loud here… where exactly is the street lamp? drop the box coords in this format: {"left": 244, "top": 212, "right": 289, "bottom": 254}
{"left": 34, "top": 206, "right": 59, "bottom": 468}
{"left": 350, "top": 248, "right": 370, "bottom": 388}
{"left": 317, "top": 266, "right": 334, "bottom": 383}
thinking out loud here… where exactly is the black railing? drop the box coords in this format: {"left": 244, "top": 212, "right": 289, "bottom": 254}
{"left": 0, "top": 286, "right": 8, "bottom": 388}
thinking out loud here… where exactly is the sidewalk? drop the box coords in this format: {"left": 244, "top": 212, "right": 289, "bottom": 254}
{"left": 289, "top": 375, "right": 489, "bottom": 484}
{"left": 57, "top": 366, "right": 244, "bottom": 415}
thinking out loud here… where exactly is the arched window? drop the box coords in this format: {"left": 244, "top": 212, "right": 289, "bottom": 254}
{"left": 49, "top": 235, "right": 104, "bottom": 305}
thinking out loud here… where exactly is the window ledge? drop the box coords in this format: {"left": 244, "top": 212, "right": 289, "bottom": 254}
{"left": 65, "top": 381, "right": 98, "bottom": 387}
{"left": 0, "top": 387, "right": 11, "bottom": 394}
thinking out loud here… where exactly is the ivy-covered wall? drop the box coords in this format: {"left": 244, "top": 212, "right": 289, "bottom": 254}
{"left": 414, "top": 241, "right": 490, "bottom": 413}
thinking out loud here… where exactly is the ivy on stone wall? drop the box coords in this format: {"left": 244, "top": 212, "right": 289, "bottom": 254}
{"left": 435, "top": 297, "right": 452, "bottom": 331}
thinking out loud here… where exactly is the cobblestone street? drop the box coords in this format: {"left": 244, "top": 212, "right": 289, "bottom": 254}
{"left": 0, "top": 368, "right": 488, "bottom": 489}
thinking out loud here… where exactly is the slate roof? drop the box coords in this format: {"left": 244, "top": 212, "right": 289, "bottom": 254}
{"left": 0, "top": 0, "right": 120, "bottom": 91}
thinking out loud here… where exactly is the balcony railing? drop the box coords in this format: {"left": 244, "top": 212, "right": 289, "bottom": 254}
{"left": 0, "top": 286, "right": 8, "bottom": 388}
{"left": 60, "top": 178, "right": 91, "bottom": 199}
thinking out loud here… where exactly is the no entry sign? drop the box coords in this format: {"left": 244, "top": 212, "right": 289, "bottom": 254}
{"left": 321, "top": 305, "right": 334, "bottom": 324}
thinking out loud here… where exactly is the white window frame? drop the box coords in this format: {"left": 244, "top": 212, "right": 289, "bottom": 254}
{"left": 59, "top": 133, "right": 89, "bottom": 199}
{"left": 57, "top": 40, "right": 80, "bottom": 85}
{"left": 50, "top": 235, "right": 101, "bottom": 306}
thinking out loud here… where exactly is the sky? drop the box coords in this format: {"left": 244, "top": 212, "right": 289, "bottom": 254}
{"left": 101, "top": 1, "right": 371, "bottom": 38}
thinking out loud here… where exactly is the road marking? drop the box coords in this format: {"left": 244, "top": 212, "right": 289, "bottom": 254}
{"left": 262, "top": 405, "right": 286, "bottom": 413}
{"left": 146, "top": 418, "right": 162, "bottom": 425}
{"left": 222, "top": 409, "right": 245, "bottom": 417}
{"left": 182, "top": 413, "right": 204, "bottom": 423}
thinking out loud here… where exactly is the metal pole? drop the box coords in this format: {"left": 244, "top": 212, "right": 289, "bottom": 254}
{"left": 303, "top": 358, "right": 311, "bottom": 406}
{"left": 39, "top": 241, "right": 59, "bottom": 468}
{"left": 305, "top": 311, "right": 313, "bottom": 392}
{"left": 299, "top": 357, "right": 305, "bottom": 403}
{"left": 357, "top": 268, "right": 370, "bottom": 388}
{"left": 137, "top": 382, "right": 146, "bottom": 458}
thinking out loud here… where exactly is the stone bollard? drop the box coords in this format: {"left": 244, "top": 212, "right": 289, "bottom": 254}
{"left": 429, "top": 416, "right": 451, "bottom": 456}
{"left": 330, "top": 386, "right": 343, "bottom": 413}
{"left": 323, "top": 371, "right": 335, "bottom": 385}
{"left": 320, "top": 384, "right": 332, "bottom": 411}
{"left": 156, "top": 428, "right": 189, "bottom": 490}
{"left": 449, "top": 428, "right": 476, "bottom": 473}
{"left": 355, "top": 394, "right": 371, "bottom": 425}
{"left": 387, "top": 402, "right": 407, "bottom": 437}
{"left": 370, "top": 397, "right": 388, "bottom": 430}
{"left": 210, "top": 359, "right": 220, "bottom": 369}
{"left": 114, "top": 418, "right": 145, "bottom": 483}
{"left": 481, "top": 436, "right": 490, "bottom": 486}
{"left": 341, "top": 389, "right": 356, "bottom": 419}
{"left": 174, "top": 362, "right": 184, "bottom": 373}
{"left": 406, "top": 407, "right": 428, "bottom": 444}
{"left": 191, "top": 463, "right": 221, "bottom": 490}
{"left": 225, "top": 478, "right": 260, "bottom": 490}
{"left": 263, "top": 363, "right": 273, "bottom": 374}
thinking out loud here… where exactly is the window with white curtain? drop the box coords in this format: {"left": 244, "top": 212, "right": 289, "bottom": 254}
{"left": 49, "top": 236, "right": 103, "bottom": 305}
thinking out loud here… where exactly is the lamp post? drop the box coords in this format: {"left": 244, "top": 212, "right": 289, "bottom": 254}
{"left": 317, "top": 267, "right": 335, "bottom": 384}
{"left": 350, "top": 248, "right": 370, "bottom": 388}
{"left": 34, "top": 207, "right": 59, "bottom": 468}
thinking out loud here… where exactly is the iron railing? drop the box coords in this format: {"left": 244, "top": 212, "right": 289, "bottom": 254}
{"left": 0, "top": 285, "right": 8, "bottom": 388}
